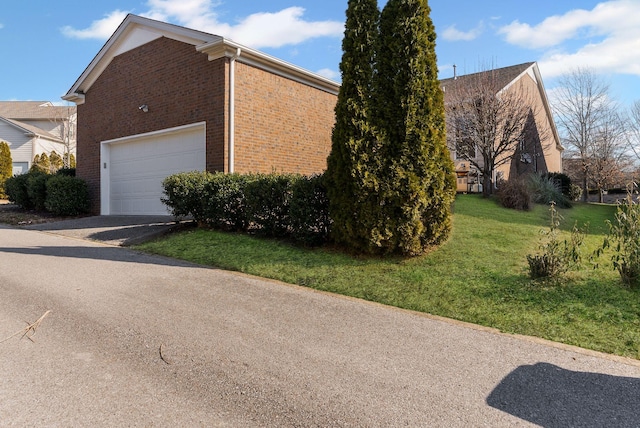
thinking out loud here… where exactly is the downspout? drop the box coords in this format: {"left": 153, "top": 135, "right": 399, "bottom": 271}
{"left": 228, "top": 47, "right": 241, "bottom": 173}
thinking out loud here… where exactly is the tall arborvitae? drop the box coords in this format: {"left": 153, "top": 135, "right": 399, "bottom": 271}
{"left": 325, "top": 0, "right": 382, "bottom": 252}
{"left": 0, "top": 141, "right": 12, "bottom": 198}
{"left": 373, "top": 0, "right": 456, "bottom": 255}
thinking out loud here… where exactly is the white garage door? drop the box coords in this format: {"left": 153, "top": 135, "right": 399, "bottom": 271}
{"left": 105, "top": 124, "right": 206, "bottom": 215}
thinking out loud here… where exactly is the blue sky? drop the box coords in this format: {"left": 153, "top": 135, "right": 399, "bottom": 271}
{"left": 1, "top": 0, "right": 638, "bottom": 106}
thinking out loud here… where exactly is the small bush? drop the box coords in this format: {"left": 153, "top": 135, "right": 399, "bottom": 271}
{"left": 569, "top": 184, "right": 583, "bottom": 201}
{"left": 161, "top": 171, "right": 212, "bottom": 224}
{"left": 496, "top": 178, "right": 532, "bottom": 210}
{"left": 44, "top": 175, "right": 89, "bottom": 216}
{"left": 598, "top": 194, "right": 640, "bottom": 288}
{"left": 245, "top": 173, "right": 298, "bottom": 237}
{"left": 527, "top": 202, "right": 586, "bottom": 280}
{"left": 5, "top": 173, "right": 34, "bottom": 209}
{"left": 26, "top": 172, "right": 49, "bottom": 211}
{"left": 290, "top": 174, "right": 331, "bottom": 246}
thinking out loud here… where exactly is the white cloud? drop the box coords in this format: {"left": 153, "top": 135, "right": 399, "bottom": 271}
{"left": 316, "top": 68, "right": 339, "bottom": 80}
{"left": 442, "top": 23, "right": 483, "bottom": 42}
{"left": 62, "top": 1, "right": 344, "bottom": 49}
{"left": 498, "top": 0, "right": 640, "bottom": 77}
{"left": 61, "top": 10, "right": 130, "bottom": 39}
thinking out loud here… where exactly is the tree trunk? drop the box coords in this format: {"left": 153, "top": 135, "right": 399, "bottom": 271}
{"left": 598, "top": 188, "right": 604, "bottom": 204}
{"left": 582, "top": 176, "right": 588, "bottom": 202}
{"left": 482, "top": 173, "right": 492, "bottom": 197}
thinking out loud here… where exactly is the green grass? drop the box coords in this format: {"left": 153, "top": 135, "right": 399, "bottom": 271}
{"left": 136, "top": 195, "right": 640, "bottom": 359}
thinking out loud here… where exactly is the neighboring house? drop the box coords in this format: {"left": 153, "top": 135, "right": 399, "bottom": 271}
{"left": 63, "top": 14, "right": 339, "bottom": 216}
{"left": 440, "top": 62, "right": 563, "bottom": 193}
{"left": 0, "top": 101, "right": 76, "bottom": 175}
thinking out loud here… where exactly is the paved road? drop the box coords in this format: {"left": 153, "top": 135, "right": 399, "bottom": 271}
{"left": 1, "top": 224, "right": 640, "bottom": 427}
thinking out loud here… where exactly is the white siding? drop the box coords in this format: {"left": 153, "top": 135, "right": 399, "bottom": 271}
{"left": 0, "top": 121, "right": 32, "bottom": 163}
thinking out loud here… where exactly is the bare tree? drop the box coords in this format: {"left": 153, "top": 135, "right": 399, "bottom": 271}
{"left": 589, "top": 106, "right": 633, "bottom": 202}
{"left": 48, "top": 104, "right": 77, "bottom": 168}
{"left": 445, "top": 67, "right": 542, "bottom": 197}
{"left": 553, "top": 67, "right": 612, "bottom": 201}
{"left": 628, "top": 100, "right": 640, "bottom": 164}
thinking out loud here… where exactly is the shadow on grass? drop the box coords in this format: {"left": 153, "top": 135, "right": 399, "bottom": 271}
{"left": 487, "top": 362, "right": 640, "bottom": 427}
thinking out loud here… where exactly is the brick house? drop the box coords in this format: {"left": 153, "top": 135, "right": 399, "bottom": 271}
{"left": 63, "top": 14, "right": 338, "bottom": 215}
{"left": 441, "top": 62, "right": 563, "bottom": 193}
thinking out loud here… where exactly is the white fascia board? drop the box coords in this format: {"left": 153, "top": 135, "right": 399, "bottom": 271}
{"left": 63, "top": 14, "right": 221, "bottom": 104}
{"left": 197, "top": 39, "right": 340, "bottom": 95}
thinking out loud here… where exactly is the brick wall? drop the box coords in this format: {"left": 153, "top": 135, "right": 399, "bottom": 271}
{"left": 233, "top": 62, "right": 337, "bottom": 175}
{"left": 76, "top": 36, "right": 338, "bottom": 214}
{"left": 76, "top": 37, "right": 228, "bottom": 213}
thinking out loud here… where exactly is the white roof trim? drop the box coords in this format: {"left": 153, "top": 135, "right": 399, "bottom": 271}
{"left": 498, "top": 63, "right": 563, "bottom": 152}
{"left": 63, "top": 14, "right": 221, "bottom": 104}
{"left": 63, "top": 14, "right": 339, "bottom": 103}
{"left": 197, "top": 38, "right": 339, "bottom": 95}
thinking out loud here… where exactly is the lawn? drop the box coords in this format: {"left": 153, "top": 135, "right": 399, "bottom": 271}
{"left": 136, "top": 194, "right": 640, "bottom": 359}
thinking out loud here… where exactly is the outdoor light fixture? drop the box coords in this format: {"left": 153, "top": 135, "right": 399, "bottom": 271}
{"left": 138, "top": 104, "right": 149, "bottom": 113}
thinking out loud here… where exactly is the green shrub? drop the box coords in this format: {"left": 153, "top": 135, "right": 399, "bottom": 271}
{"left": 543, "top": 172, "right": 572, "bottom": 197}
{"left": 290, "top": 174, "right": 331, "bottom": 246}
{"left": 26, "top": 172, "right": 49, "bottom": 211}
{"left": 496, "top": 178, "right": 532, "bottom": 211}
{"left": 44, "top": 175, "right": 89, "bottom": 216}
{"left": 202, "top": 173, "right": 255, "bottom": 232}
{"left": 5, "top": 173, "right": 34, "bottom": 209}
{"left": 528, "top": 173, "right": 571, "bottom": 208}
{"left": 245, "top": 173, "right": 298, "bottom": 237}
{"left": 161, "top": 171, "right": 212, "bottom": 224}
{"left": 598, "top": 195, "right": 640, "bottom": 288}
{"left": 527, "top": 202, "right": 586, "bottom": 279}
{"left": 56, "top": 168, "right": 76, "bottom": 177}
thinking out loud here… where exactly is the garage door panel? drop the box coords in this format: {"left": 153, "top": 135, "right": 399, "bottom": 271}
{"left": 106, "top": 125, "right": 205, "bottom": 215}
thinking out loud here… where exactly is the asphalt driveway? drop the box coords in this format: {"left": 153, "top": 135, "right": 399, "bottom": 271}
{"left": 2, "top": 224, "right": 640, "bottom": 426}
{"left": 22, "top": 214, "right": 181, "bottom": 246}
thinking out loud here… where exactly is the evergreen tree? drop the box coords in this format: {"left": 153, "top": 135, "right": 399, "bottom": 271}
{"left": 325, "top": 0, "right": 382, "bottom": 252}
{"left": 49, "top": 150, "right": 64, "bottom": 173}
{"left": 0, "top": 141, "right": 12, "bottom": 198}
{"left": 31, "top": 152, "right": 50, "bottom": 173}
{"left": 373, "top": 0, "right": 456, "bottom": 255}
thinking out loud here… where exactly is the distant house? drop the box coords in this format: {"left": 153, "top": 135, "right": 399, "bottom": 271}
{"left": 441, "top": 62, "right": 563, "bottom": 193}
{"left": 63, "top": 14, "right": 338, "bottom": 215}
{"left": 0, "top": 101, "right": 76, "bottom": 175}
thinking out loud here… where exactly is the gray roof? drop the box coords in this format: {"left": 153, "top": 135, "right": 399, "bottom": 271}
{"left": 440, "top": 62, "right": 535, "bottom": 103}
{"left": 0, "top": 101, "right": 76, "bottom": 121}
{"left": 0, "top": 117, "right": 64, "bottom": 143}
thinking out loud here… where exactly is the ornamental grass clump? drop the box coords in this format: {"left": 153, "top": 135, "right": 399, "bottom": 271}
{"left": 527, "top": 202, "right": 586, "bottom": 280}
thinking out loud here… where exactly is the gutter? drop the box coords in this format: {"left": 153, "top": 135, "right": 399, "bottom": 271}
{"left": 228, "top": 47, "right": 241, "bottom": 173}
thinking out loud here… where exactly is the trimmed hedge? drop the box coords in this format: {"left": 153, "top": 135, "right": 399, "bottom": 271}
{"left": 161, "top": 171, "right": 330, "bottom": 246}
{"left": 45, "top": 175, "right": 90, "bottom": 215}
{"left": 5, "top": 170, "right": 89, "bottom": 216}
{"left": 161, "top": 171, "right": 213, "bottom": 224}
{"left": 26, "top": 172, "right": 49, "bottom": 211}
{"left": 4, "top": 173, "right": 33, "bottom": 209}
{"left": 290, "top": 174, "right": 331, "bottom": 246}
{"left": 203, "top": 173, "right": 255, "bottom": 232}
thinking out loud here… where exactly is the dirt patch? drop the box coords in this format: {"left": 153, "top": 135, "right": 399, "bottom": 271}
{"left": 0, "top": 200, "right": 86, "bottom": 226}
